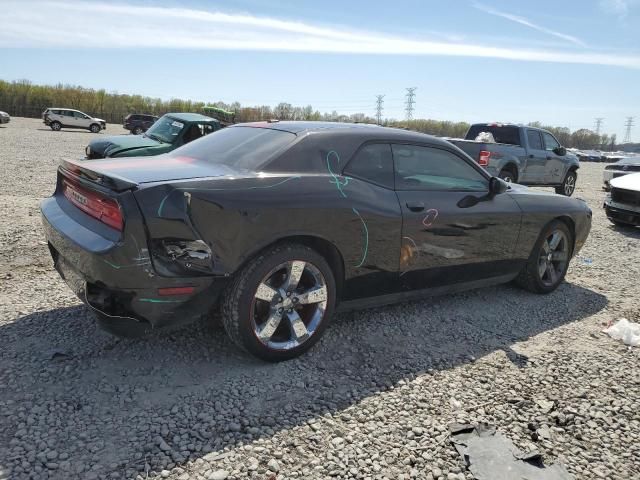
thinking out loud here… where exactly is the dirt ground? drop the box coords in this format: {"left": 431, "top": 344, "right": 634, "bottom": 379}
{"left": 0, "top": 117, "right": 638, "bottom": 480}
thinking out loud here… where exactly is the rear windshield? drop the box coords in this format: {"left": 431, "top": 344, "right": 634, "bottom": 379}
{"left": 171, "top": 126, "right": 296, "bottom": 170}
{"left": 465, "top": 125, "right": 521, "bottom": 146}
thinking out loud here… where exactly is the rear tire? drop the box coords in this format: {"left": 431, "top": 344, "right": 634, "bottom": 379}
{"left": 555, "top": 170, "right": 577, "bottom": 196}
{"left": 221, "top": 243, "right": 336, "bottom": 361}
{"left": 498, "top": 166, "right": 517, "bottom": 183}
{"left": 50, "top": 121, "right": 61, "bottom": 131}
{"left": 515, "top": 220, "right": 573, "bottom": 294}
{"left": 89, "top": 123, "right": 101, "bottom": 133}
{"left": 133, "top": 126, "right": 143, "bottom": 135}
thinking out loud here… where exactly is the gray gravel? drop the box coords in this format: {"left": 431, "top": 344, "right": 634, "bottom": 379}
{"left": 1, "top": 117, "right": 639, "bottom": 480}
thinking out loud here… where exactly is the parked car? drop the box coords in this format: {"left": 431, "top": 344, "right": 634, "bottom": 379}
{"left": 85, "top": 113, "right": 220, "bottom": 159}
{"left": 449, "top": 123, "right": 580, "bottom": 196}
{"left": 43, "top": 108, "right": 106, "bottom": 133}
{"left": 41, "top": 122, "right": 592, "bottom": 361}
{"left": 604, "top": 173, "right": 640, "bottom": 227}
{"left": 123, "top": 113, "right": 158, "bottom": 135}
{"left": 603, "top": 156, "right": 640, "bottom": 190}
{"left": 0, "top": 111, "right": 10, "bottom": 124}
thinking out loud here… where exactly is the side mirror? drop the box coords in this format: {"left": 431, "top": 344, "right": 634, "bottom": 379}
{"left": 489, "top": 177, "right": 509, "bottom": 196}
{"left": 553, "top": 146, "right": 567, "bottom": 156}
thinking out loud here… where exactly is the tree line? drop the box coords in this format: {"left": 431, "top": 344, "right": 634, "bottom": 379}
{"left": 0, "top": 79, "right": 618, "bottom": 150}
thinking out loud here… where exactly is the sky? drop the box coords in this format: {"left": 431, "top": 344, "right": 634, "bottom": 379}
{"left": 0, "top": 0, "right": 639, "bottom": 141}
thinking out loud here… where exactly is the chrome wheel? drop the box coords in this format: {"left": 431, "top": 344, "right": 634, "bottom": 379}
{"left": 564, "top": 174, "right": 575, "bottom": 196}
{"left": 537, "top": 230, "right": 569, "bottom": 287}
{"left": 251, "top": 260, "right": 328, "bottom": 351}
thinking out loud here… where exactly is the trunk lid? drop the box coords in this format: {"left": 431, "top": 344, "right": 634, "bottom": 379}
{"left": 60, "top": 155, "right": 236, "bottom": 192}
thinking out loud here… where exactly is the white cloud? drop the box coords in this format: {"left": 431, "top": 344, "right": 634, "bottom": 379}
{"left": 473, "top": 3, "right": 586, "bottom": 47}
{"left": 1, "top": 0, "right": 639, "bottom": 69}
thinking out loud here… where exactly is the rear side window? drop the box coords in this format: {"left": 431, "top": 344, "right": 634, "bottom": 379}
{"left": 465, "top": 125, "right": 521, "bottom": 146}
{"left": 527, "top": 130, "right": 543, "bottom": 150}
{"left": 344, "top": 143, "right": 393, "bottom": 189}
{"left": 173, "top": 126, "right": 296, "bottom": 170}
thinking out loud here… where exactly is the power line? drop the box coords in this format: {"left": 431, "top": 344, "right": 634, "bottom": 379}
{"left": 594, "top": 117, "right": 604, "bottom": 135}
{"left": 404, "top": 87, "right": 417, "bottom": 121}
{"left": 624, "top": 116, "right": 635, "bottom": 143}
{"left": 375, "top": 95, "right": 385, "bottom": 125}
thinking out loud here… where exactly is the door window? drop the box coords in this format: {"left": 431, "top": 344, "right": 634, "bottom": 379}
{"left": 393, "top": 144, "right": 488, "bottom": 191}
{"left": 542, "top": 132, "right": 560, "bottom": 151}
{"left": 344, "top": 143, "right": 394, "bottom": 188}
{"left": 73, "top": 111, "right": 88, "bottom": 119}
{"left": 527, "top": 130, "right": 543, "bottom": 150}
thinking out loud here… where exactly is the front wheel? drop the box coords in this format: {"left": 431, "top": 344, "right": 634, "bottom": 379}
{"left": 221, "top": 243, "right": 336, "bottom": 361}
{"left": 515, "top": 220, "right": 573, "bottom": 294}
{"left": 555, "top": 171, "right": 577, "bottom": 196}
{"left": 133, "top": 126, "right": 143, "bottom": 135}
{"left": 89, "top": 123, "right": 101, "bottom": 133}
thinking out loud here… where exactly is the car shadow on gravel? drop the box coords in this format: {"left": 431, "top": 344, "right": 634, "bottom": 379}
{"left": 0, "top": 281, "right": 607, "bottom": 478}
{"left": 35, "top": 128, "right": 100, "bottom": 134}
{"left": 608, "top": 223, "right": 640, "bottom": 237}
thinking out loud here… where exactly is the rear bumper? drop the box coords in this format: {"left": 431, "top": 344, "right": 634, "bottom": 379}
{"left": 41, "top": 195, "right": 228, "bottom": 335}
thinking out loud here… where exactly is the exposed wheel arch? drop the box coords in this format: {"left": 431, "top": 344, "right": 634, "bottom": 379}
{"left": 234, "top": 235, "right": 346, "bottom": 300}
{"left": 554, "top": 216, "right": 576, "bottom": 257}
{"left": 498, "top": 163, "right": 519, "bottom": 183}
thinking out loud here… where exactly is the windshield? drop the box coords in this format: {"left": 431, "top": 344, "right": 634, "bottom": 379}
{"left": 171, "top": 126, "right": 296, "bottom": 170}
{"left": 145, "top": 116, "right": 185, "bottom": 144}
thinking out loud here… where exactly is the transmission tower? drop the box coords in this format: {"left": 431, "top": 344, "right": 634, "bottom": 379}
{"left": 375, "top": 95, "right": 385, "bottom": 125}
{"left": 624, "top": 117, "right": 635, "bottom": 143}
{"left": 594, "top": 118, "right": 604, "bottom": 135}
{"left": 405, "top": 87, "right": 417, "bottom": 121}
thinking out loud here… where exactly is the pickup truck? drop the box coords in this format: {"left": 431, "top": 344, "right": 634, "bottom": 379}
{"left": 449, "top": 123, "right": 580, "bottom": 196}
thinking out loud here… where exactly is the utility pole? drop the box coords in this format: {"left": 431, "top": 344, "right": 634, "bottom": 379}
{"left": 624, "top": 117, "right": 635, "bottom": 143}
{"left": 404, "top": 87, "right": 417, "bottom": 121}
{"left": 375, "top": 95, "right": 385, "bottom": 125}
{"left": 594, "top": 117, "right": 604, "bottom": 135}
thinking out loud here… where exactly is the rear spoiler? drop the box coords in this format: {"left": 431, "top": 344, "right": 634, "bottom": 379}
{"left": 59, "top": 159, "right": 138, "bottom": 192}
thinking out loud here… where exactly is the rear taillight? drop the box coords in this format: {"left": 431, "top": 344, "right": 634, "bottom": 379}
{"left": 62, "top": 179, "right": 123, "bottom": 231}
{"left": 478, "top": 150, "right": 491, "bottom": 167}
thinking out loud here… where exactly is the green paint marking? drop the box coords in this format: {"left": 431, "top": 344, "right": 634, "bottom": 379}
{"left": 326, "top": 150, "right": 348, "bottom": 198}
{"left": 352, "top": 207, "right": 369, "bottom": 268}
{"left": 138, "top": 298, "right": 183, "bottom": 303}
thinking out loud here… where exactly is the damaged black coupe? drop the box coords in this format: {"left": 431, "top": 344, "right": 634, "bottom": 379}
{"left": 41, "top": 122, "right": 592, "bottom": 361}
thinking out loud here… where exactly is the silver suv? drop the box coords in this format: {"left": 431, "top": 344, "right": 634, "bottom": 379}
{"left": 43, "top": 108, "right": 106, "bottom": 133}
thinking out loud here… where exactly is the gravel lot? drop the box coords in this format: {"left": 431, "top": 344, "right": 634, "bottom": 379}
{"left": 1, "top": 117, "right": 639, "bottom": 480}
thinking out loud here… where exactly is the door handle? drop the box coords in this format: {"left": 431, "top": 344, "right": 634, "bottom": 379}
{"left": 406, "top": 201, "right": 425, "bottom": 212}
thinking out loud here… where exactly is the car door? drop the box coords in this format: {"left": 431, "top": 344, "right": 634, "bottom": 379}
{"left": 541, "top": 131, "right": 565, "bottom": 184}
{"left": 392, "top": 143, "right": 523, "bottom": 292}
{"left": 522, "top": 129, "right": 547, "bottom": 184}
{"left": 61, "top": 110, "right": 75, "bottom": 127}
{"left": 75, "top": 111, "right": 92, "bottom": 128}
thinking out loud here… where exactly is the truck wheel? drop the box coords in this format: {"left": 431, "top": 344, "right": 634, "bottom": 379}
{"left": 515, "top": 220, "right": 573, "bottom": 294}
{"left": 89, "top": 123, "right": 101, "bottom": 133}
{"left": 50, "top": 121, "right": 61, "bottom": 131}
{"left": 498, "top": 167, "right": 517, "bottom": 183}
{"left": 221, "top": 243, "right": 336, "bottom": 362}
{"left": 555, "top": 170, "right": 576, "bottom": 196}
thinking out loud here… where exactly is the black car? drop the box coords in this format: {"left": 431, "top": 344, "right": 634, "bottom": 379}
{"left": 123, "top": 114, "right": 158, "bottom": 134}
{"left": 40, "top": 122, "right": 592, "bottom": 361}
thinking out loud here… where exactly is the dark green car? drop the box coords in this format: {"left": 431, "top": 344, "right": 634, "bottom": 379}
{"left": 85, "top": 113, "right": 221, "bottom": 159}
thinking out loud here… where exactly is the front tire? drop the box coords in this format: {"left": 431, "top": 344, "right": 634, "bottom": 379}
{"left": 515, "top": 220, "right": 573, "bottom": 294}
{"left": 50, "top": 121, "right": 61, "bottom": 131}
{"left": 89, "top": 123, "right": 101, "bottom": 133}
{"left": 555, "top": 170, "right": 577, "bottom": 196}
{"left": 133, "top": 126, "right": 143, "bottom": 135}
{"left": 221, "top": 243, "right": 336, "bottom": 361}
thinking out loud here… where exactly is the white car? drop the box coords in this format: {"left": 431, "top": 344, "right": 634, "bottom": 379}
{"left": 42, "top": 108, "right": 106, "bottom": 133}
{"left": 604, "top": 173, "right": 640, "bottom": 227}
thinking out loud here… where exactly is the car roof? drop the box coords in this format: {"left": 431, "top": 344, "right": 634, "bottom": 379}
{"left": 47, "top": 107, "right": 82, "bottom": 112}
{"left": 233, "top": 121, "right": 452, "bottom": 145}
{"left": 165, "top": 112, "right": 219, "bottom": 122}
